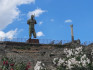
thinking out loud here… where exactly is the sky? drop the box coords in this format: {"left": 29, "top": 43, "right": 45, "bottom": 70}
{"left": 0, "top": 0, "right": 93, "bottom": 43}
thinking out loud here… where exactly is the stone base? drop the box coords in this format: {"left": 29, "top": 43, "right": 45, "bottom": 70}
{"left": 27, "top": 38, "right": 39, "bottom": 44}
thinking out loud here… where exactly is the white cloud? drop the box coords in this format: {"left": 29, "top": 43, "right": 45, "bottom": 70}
{"left": 28, "top": 8, "right": 46, "bottom": 17}
{"left": 0, "top": 28, "right": 18, "bottom": 40}
{"left": 65, "top": 19, "right": 72, "bottom": 23}
{"left": 39, "top": 21, "right": 43, "bottom": 25}
{"left": 50, "top": 19, "right": 54, "bottom": 22}
{"left": 0, "top": 0, "right": 35, "bottom": 30}
{"left": 36, "top": 31, "right": 44, "bottom": 37}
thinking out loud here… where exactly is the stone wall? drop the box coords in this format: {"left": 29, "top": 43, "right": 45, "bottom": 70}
{"left": 0, "top": 41, "right": 91, "bottom": 70}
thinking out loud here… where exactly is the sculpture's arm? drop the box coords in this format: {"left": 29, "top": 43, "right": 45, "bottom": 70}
{"left": 27, "top": 20, "right": 30, "bottom": 25}
{"left": 35, "top": 20, "right": 37, "bottom": 24}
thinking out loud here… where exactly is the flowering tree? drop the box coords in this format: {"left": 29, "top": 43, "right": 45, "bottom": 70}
{"left": 0, "top": 57, "right": 31, "bottom": 70}
{"left": 53, "top": 46, "right": 93, "bottom": 70}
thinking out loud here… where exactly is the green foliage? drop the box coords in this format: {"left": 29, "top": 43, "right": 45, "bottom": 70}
{"left": 71, "top": 66, "right": 86, "bottom": 70}
{"left": 1, "top": 57, "right": 9, "bottom": 70}
{"left": 56, "top": 64, "right": 93, "bottom": 70}
{"left": 55, "top": 59, "right": 59, "bottom": 64}
{"left": 14, "top": 46, "right": 30, "bottom": 50}
{"left": 75, "top": 56, "right": 81, "bottom": 61}
{"left": 56, "top": 64, "right": 66, "bottom": 70}
{"left": 40, "top": 69, "right": 46, "bottom": 70}
{"left": 0, "top": 57, "right": 31, "bottom": 70}
{"left": 87, "top": 63, "right": 93, "bottom": 70}
{"left": 14, "top": 62, "right": 26, "bottom": 70}
{"left": 55, "top": 47, "right": 93, "bottom": 70}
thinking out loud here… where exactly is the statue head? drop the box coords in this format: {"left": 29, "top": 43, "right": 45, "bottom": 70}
{"left": 31, "top": 15, "right": 35, "bottom": 20}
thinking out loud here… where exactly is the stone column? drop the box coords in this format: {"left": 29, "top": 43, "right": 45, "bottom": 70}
{"left": 70, "top": 24, "right": 74, "bottom": 42}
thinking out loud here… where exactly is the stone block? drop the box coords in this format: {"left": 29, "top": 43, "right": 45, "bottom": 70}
{"left": 27, "top": 38, "right": 39, "bottom": 44}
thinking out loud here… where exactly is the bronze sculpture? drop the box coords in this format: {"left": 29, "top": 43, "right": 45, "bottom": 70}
{"left": 27, "top": 15, "right": 37, "bottom": 39}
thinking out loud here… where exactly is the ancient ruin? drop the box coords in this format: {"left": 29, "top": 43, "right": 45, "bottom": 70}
{"left": 70, "top": 24, "right": 74, "bottom": 42}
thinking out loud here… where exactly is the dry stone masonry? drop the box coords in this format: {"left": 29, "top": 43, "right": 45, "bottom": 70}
{"left": 0, "top": 41, "right": 92, "bottom": 70}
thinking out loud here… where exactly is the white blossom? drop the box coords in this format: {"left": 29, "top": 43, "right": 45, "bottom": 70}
{"left": 34, "top": 61, "right": 46, "bottom": 70}
{"left": 57, "top": 58, "right": 65, "bottom": 66}
{"left": 75, "top": 46, "right": 82, "bottom": 52}
{"left": 53, "top": 58, "right": 59, "bottom": 65}
{"left": 53, "top": 46, "right": 91, "bottom": 69}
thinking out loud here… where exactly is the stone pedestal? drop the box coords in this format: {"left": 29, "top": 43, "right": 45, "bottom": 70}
{"left": 27, "top": 38, "right": 39, "bottom": 44}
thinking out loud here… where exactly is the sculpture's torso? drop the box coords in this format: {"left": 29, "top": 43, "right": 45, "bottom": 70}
{"left": 27, "top": 15, "right": 37, "bottom": 38}
{"left": 28, "top": 19, "right": 36, "bottom": 30}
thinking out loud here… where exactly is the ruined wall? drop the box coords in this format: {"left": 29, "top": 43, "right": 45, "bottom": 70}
{"left": 0, "top": 41, "right": 91, "bottom": 70}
